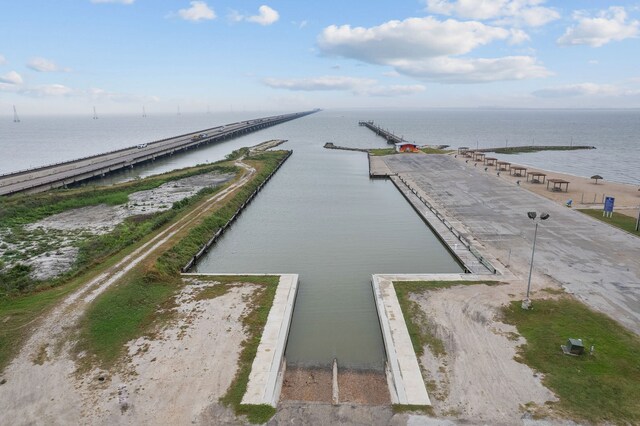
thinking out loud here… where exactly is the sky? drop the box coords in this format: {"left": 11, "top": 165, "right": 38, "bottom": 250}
{"left": 1, "top": 0, "right": 640, "bottom": 114}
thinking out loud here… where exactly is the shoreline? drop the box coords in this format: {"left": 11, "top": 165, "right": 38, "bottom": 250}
{"left": 454, "top": 154, "right": 640, "bottom": 218}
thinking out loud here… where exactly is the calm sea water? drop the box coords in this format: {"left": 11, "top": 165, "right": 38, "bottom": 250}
{"left": 2, "top": 109, "right": 638, "bottom": 184}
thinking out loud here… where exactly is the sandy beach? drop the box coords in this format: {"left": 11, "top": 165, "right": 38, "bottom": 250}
{"left": 455, "top": 154, "right": 640, "bottom": 219}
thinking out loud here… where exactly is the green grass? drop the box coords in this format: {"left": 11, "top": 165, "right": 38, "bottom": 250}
{"left": 502, "top": 298, "right": 640, "bottom": 424}
{"left": 392, "top": 404, "right": 435, "bottom": 415}
{"left": 394, "top": 280, "right": 501, "bottom": 357}
{"left": 489, "top": 146, "right": 593, "bottom": 154}
{"left": 0, "top": 237, "right": 148, "bottom": 373}
{"left": 578, "top": 209, "right": 640, "bottom": 236}
{"left": 76, "top": 272, "right": 179, "bottom": 367}
{"left": 75, "top": 152, "right": 288, "bottom": 368}
{"left": 0, "top": 163, "right": 236, "bottom": 228}
{"left": 0, "top": 163, "right": 237, "bottom": 297}
{"left": 215, "top": 275, "right": 279, "bottom": 424}
{"left": 368, "top": 148, "right": 396, "bottom": 156}
{"left": 419, "top": 147, "right": 452, "bottom": 154}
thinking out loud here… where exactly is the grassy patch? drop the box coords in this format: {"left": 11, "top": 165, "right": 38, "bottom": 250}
{"left": 0, "top": 242, "right": 141, "bottom": 373}
{"left": 216, "top": 275, "right": 280, "bottom": 424}
{"left": 193, "top": 283, "right": 231, "bottom": 301}
{"left": 76, "top": 271, "right": 179, "bottom": 367}
{"left": 0, "top": 163, "right": 237, "bottom": 297}
{"left": 394, "top": 280, "right": 501, "bottom": 357}
{"left": 0, "top": 163, "right": 235, "bottom": 228}
{"left": 392, "top": 404, "right": 435, "bottom": 416}
{"left": 578, "top": 209, "right": 640, "bottom": 236}
{"left": 488, "top": 145, "right": 594, "bottom": 154}
{"left": 502, "top": 298, "right": 640, "bottom": 424}
{"left": 420, "top": 147, "right": 452, "bottom": 154}
{"left": 368, "top": 148, "right": 396, "bottom": 156}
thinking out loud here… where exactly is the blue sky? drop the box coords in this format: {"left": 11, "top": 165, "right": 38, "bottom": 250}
{"left": 1, "top": 0, "right": 639, "bottom": 114}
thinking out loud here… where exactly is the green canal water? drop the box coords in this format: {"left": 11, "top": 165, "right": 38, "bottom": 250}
{"left": 194, "top": 112, "right": 463, "bottom": 370}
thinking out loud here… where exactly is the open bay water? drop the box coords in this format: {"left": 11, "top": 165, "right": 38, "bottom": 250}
{"left": 2, "top": 109, "right": 638, "bottom": 184}
{"left": 3, "top": 109, "right": 639, "bottom": 368}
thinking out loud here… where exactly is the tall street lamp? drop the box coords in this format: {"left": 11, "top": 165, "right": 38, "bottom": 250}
{"left": 522, "top": 211, "right": 550, "bottom": 310}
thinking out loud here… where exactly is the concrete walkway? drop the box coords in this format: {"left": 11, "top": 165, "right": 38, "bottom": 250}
{"left": 242, "top": 274, "right": 299, "bottom": 406}
{"left": 372, "top": 275, "right": 431, "bottom": 406}
{"left": 383, "top": 154, "right": 640, "bottom": 334}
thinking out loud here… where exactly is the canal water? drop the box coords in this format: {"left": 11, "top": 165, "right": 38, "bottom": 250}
{"left": 194, "top": 112, "right": 462, "bottom": 370}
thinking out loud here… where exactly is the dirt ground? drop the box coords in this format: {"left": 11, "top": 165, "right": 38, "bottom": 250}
{"left": 280, "top": 367, "right": 333, "bottom": 403}
{"left": 456, "top": 155, "right": 640, "bottom": 218}
{"left": 410, "top": 282, "right": 558, "bottom": 425}
{"left": 338, "top": 369, "right": 390, "bottom": 405}
{"left": 83, "top": 281, "right": 256, "bottom": 425}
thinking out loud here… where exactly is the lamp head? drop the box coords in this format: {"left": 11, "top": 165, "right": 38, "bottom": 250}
{"left": 540, "top": 213, "right": 550, "bottom": 220}
{"left": 527, "top": 211, "right": 537, "bottom": 220}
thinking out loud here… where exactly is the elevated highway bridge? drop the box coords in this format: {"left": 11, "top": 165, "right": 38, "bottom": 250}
{"left": 0, "top": 109, "right": 318, "bottom": 196}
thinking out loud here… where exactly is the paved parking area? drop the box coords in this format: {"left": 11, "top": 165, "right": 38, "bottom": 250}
{"left": 383, "top": 154, "right": 640, "bottom": 334}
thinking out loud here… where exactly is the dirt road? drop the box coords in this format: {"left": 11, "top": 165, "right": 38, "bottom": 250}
{"left": 0, "top": 160, "right": 257, "bottom": 425}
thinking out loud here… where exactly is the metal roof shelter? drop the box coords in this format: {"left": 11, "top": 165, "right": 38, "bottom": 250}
{"left": 484, "top": 157, "right": 497, "bottom": 166}
{"left": 510, "top": 166, "right": 527, "bottom": 177}
{"left": 458, "top": 147, "right": 469, "bottom": 155}
{"left": 527, "top": 171, "right": 547, "bottom": 184}
{"left": 547, "top": 178, "right": 570, "bottom": 192}
{"left": 473, "top": 152, "right": 486, "bottom": 162}
{"left": 496, "top": 161, "right": 511, "bottom": 171}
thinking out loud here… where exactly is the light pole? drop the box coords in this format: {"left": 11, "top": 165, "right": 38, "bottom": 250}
{"left": 522, "top": 211, "right": 550, "bottom": 310}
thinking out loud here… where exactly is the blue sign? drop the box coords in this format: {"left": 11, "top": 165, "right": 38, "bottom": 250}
{"left": 604, "top": 196, "right": 615, "bottom": 213}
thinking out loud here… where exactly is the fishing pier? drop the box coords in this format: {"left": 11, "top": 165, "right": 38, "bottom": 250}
{"left": 359, "top": 120, "right": 409, "bottom": 145}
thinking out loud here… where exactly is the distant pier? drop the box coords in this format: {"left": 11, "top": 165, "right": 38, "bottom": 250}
{"left": 358, "top": 121, "right": 410, "bottom": 145}
{"left": 0, "top": 110, "right": 318, "bottom": 196}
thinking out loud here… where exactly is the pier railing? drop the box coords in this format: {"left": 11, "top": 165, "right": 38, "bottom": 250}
{"left": 397, "top": 175, "right": 497, "bottom": 274}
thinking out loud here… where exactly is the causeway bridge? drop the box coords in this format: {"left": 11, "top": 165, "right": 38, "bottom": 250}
{"left": 0, "top": 110, "right": 318, "bottom": 196}
{"left": 358, "top": 120, "right": 408, "bottom": 145}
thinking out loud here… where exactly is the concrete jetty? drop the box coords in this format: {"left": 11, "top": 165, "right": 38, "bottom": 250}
{"left": 0, "top": 110, "right": 318, "bottom": 196}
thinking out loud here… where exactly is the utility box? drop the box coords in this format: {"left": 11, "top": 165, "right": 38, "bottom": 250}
{"left": 561, "top": 338, "right": 585, "bottom": 356}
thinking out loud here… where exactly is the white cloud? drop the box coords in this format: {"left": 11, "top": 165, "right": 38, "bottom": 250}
{"left": 360, "top": 85, "right": 426, "bottom": 97}
{"left": 248, "top": 5, "right": 279, "bottom": 25}
{"left": 27, "top": 57, "right": 71, "bottom": 73}
{"left": 318, "top": 17, "right": 550, "bottom": 83}
{"left": 178, "top": 1, "right": 216, "bottom": 22}
{"left": 22, "top": 84, "right": 74, "bottom": 97}
{"left": 0, "top": 71, "right": 23, "bottom": 85}
{"left": 394, "top": 56, "right": 550, "bottom": 83}
{"left": 230, "top": 5, "right": 279, "bottom": 26}
{"left": 90, "top": 0, "right": 134, "bottom": 4}
{"left": 319, "top": 17, "right": 510, "bottom": 62}
{"left": 425, "top": 0, "right": 559, "bottom": 27}
{"left": 557, "top": 7, "right": 639, "bottom": 47}
{"left": 263, "top": 75, "right": 425, "bottom": 97}
{"left": 508, "top": 28, "right": 530, "bottom": 45}
{"left": 383, "top": 70, "right": 402, "bottom": 77}
{"left": 0, "top": 54, "right": 6, "bottom": 65}
{"left": 532, "top": 83, "right": 637, "bottom": 98}
{"left": 264, "top": 76, "right": 375, "bottom": 91}
{"left": 88, "top": 87, "right": 160, "bottom": 103}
